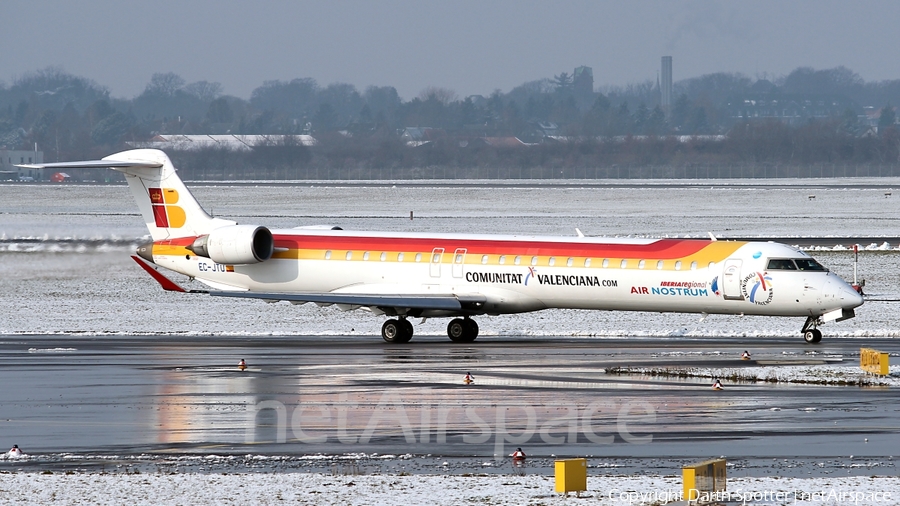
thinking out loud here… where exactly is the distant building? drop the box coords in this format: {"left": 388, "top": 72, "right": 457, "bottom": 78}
{"left": 2, "top": 149, "right": 44, "bottom": 181}
{"left": 573, "top": 66, "right": 594, "bottom": 110}
{"left": 861, "top": 106, "right": 897, "bottom": 129}
{"left": 725, "top": 93, "right": 858, "bottom": 125}
{"left": 573, "top": 66, "right": 593, "bottom": 97}
{"left": 481, "top": 137, "right": 530, "bottom": 148}
{"left": 128, "top": 134, "right": 317, "bottom": 152}
{"left": 465, "top": 95, "right": 488, "bottom": 108}
{"left": 399, "top": 127, "right": 446, "bottom": 146}
{"left": 533, "top": 121, "right": 559, "bottom": 137}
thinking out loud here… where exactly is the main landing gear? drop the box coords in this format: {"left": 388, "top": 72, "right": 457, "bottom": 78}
{"left": 801, "top": 316, "right": 823, "bottom": 344}
{"left": 381, "top": 318, "right": 413, "bottom": 344}
{"left": 380, "top": 317, "right": 480, "bottom": 344}
{"left": 447, "top": 317, "right": 479, "bottom": 343}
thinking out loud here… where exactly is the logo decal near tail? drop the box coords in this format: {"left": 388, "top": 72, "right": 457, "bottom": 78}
{"left": 149, "top": 188, "right": 186, "bottom": 228}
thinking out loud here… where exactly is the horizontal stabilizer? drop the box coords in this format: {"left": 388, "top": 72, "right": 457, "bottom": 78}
{"left": 17, "top": 160, "right": 162, "bottom": 170}
{"left": 131, "top": 255, "right": 187, "bottom": 292}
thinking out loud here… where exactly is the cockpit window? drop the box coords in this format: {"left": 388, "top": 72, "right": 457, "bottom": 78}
{"left": 766, "top": 259, "right": 797, "bottom": 270}
{"left": 766, "top": 258, "right": 828, "bottom": 271}
{"left": 794, "top": 258, "right": 827, "bottom": 271}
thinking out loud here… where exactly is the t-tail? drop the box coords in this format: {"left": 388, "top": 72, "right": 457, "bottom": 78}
{"left": 19, "top": 149, "right": 234, "bottom": 240}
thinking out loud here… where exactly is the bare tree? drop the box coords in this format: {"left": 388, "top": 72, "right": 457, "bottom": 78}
{"left": 145, "top": 72, "right": 186, "bottom": 96}
{"left": 184, "top": 81, "right": 223, "bottom": 102}
{"left": 418, "top": 86, "right": 458, "bottom": 106}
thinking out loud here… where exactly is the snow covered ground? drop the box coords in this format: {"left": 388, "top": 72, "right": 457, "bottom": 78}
{"left": 608, "top": 363, "right": 900, "bottom": 387}
{"left": 0, "top": 471, "right": 898, "bottom": 505}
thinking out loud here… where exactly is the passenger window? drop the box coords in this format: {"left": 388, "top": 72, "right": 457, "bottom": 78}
{"left": 549, "top": 257, "right": 556, "bottom": 266}
{"left": 638, "top": 260, "right": 645, "bottom": 269}
{"left": 602, "top": 259, "right": 609, "bottom": 268}
{"left": 345, "top": 251, "right": 353, "bottom": 260}
{"left": 514, "top": 256, "right": 521, "bottom": 265}
{"left": 432, "top": 253, "right": 441, "bottom": 262}
{"left": 708, "top": 262, "right": 715, "bottom": 270}
{"left": 481, "top": 255, "right": 489, "bottom": 264}
{"left": 499, "top": 255, "right": 506, "bottom": 264}
{"left": 674, "top": 260, "right": 682, "bottom": 270}
{"left": 380, "top": 252, "right": 387, "bottom": 261}
{"left": 415, "top": 253, "right": 422, "bottom": 262}
{"left": 584, "top": 258, "right": 591, "bottom": 267}
{"left": 767, "top": 259, "right": 797, "bottom": 270}
{"left": 794, "top": 259, "right": 826, "bottom": 271}
{"left": 325, "top": 250, "right": 332, "bottom": 260}
{"left": 567, "top": 257, "right": 573, "bottom": 267}
{"left": 531, "top": 256, "right": 538, "bottom": 266}
{"left": 363, "top": 252, "right": 370, "bottom": 261}
{"left": 657, "top": 260, "right": 664, "bottom": 270}
{"left": 620, "top": 259, "right": 628, "bottom": 269}
{"left": 456, "top": 254, "right": 464, "bottom": 263}
{"left": 398, "top": 252, "right": 404, "bottom": 262}
{"left": 690, "top": 261, "right": 697, "bottom": 270}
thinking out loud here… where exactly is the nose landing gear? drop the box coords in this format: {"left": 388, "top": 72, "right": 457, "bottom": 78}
{"left": 801, "top": 316, "right": 823, "bottom": 344}
{"left": 803, "top": 329, "right": 822, "bottom": 344}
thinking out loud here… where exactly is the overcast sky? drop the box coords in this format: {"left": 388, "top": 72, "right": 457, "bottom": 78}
{"left": 4, "top": 1, "right": 900, "bottom": 101}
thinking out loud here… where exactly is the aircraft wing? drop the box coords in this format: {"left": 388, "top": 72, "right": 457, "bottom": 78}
{"left": 209, "top": 290, "right": 487, "bottom": 315}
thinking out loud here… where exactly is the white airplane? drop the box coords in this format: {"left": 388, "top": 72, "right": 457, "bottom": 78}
{"left": 21, "top": 149, "right": 863, "bottom": 344}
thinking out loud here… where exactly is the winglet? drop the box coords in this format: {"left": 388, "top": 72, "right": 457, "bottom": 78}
{"left": 131, "top": 255, "right": 186, "bottom": 292}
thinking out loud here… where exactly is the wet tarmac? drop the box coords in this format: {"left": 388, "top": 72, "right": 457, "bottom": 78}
{"left": 0, "top": 334, "right": 897, "bottom": 476}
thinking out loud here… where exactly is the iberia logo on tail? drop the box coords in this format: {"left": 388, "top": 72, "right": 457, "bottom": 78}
{"left": 149, "top": 188, "right": 186, "bottom": 228}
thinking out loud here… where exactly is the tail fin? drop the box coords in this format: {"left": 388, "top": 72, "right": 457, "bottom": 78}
{"left": 102, "top": 149, "right": 235, "bottom": 240}
{"left": 19, "top": 149, "right": 234, "bottom": 240}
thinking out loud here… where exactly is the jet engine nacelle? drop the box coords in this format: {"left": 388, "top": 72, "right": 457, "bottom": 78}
{"left": 189, "top": 225, "right": 274, "bottom": 264}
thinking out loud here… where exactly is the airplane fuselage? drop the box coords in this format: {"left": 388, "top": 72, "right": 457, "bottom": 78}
{"left": 149, "top": 229, "right": 859, "bottom": 319}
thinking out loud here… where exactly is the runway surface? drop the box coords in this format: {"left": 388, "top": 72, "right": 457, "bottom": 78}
{"left": 1, "top": 334, "right": 897, "bottom": 476}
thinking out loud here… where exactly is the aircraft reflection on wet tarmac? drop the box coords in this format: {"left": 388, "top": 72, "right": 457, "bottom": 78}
{"left": 0, "top": 335, "right": 898, "bottom": 464}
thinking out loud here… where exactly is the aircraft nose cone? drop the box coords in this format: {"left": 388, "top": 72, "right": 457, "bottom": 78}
{"left": 838, "top": 282, "right": 864, "bottom": 309}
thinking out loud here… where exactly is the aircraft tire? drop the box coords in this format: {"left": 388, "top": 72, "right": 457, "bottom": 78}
{"left": 382, "top": 319, "right": 405, "bottom": 343}
{"left": 803, "top": 329, "right": 822, "bottom": 344}
{"left": 448, "top": 318, "right": 478, "bottom": 343}
{"left": 399, "top": 318, "right": 414, "bottom": 343}
{"left": 464, "top": 318, "right": 479, "bottom": 341}
{"left": 447, "top": 318, "right": 467, "bottom": 342}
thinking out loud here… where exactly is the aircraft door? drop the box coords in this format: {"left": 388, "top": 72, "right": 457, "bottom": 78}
{"left": 430, "top": 248, "right": 444, "bottom": 278}
{"left": 722, "top": 258, "right": 744, "bottom": 300}
{"left": 452, "top": 248, "right": 467, "bottom": 278}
